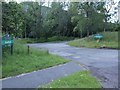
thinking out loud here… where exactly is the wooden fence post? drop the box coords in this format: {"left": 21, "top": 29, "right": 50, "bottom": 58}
{"left": 28, "top": 45, "right": 29, "bottom": 54}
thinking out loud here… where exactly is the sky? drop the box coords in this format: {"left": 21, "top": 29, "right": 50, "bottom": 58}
{"left": 4, "top": 0, "right": 120, "bottom": 23}
{"left": 5, "top": 0, "right": 119, "bottom": 3}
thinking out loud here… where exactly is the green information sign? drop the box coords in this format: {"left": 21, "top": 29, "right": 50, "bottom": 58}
{"left": 94, "top": 34, "right": 103, "bottom": 39}
{"left": 2, "top": 40, "right": 14, "bottom": 45}
{"left": 2, "top": 34, "right": 14, "bottom": 55}
{"left": 2, "top": 34, "right": 14, "bottom": 46}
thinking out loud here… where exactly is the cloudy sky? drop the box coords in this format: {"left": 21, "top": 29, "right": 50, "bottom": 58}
{"left": 5, "top": 0, "right": 120, "bottom": 23}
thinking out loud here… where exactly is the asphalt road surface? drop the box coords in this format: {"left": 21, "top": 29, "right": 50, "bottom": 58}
{"left": 28, "top": 42, "right": 118, "bottom": 88}
{"left": 2, "top": 62, "right": 85, "bottom": 89}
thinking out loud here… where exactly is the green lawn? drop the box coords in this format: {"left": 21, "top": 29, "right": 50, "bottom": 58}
{"left": 68, "top": 31, "right": 118, "bottom": 49}
{"left": 2, "top": 39, "right": 69, "bottom": 78}
{"left": 39, "top": 71, "right": 101, "bottom": 88}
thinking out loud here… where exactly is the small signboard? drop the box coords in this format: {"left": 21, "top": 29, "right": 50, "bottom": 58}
{"left": 2, "top": 34, "right": 14, "bottom": 45}
{"left": 2, "top": 34, "right": 14, "bottom": 55}
{"left": 94, "top": 34, "right": 103, "bottom": 39}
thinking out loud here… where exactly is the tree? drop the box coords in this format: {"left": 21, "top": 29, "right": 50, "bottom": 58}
{"left": 69, "top": 2, "right": 106, "bottom": 37}
{"left": 2, "top": 1, "right": 118, "bottom": 39}
{"left": 42, "top": 2, "right": 69, "bottom": 37}
{"left": 2, "top": 2, "right": 24, "bottom": 37}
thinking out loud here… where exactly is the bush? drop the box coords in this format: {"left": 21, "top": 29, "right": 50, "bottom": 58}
{"left": 48, "top": 36, "right": 74, "bottom": 42}
{"left": 18, "top": 36, "right": 75, "bottom": 44}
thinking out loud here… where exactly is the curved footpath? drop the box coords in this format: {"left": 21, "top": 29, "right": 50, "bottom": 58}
{"left": 2, "top": 62, "right": 85, "bottom": 89}
{"left": 2, "top": 42, "right": 118, "bottom": 89}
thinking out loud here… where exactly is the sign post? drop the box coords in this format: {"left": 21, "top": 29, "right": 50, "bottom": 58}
{"left": 94, "top": 34, "right": 104, "bottom": 42}
{"left": 10, "top": 44, "right": 13, "bottom": 55}
{"left": 2, "top": 34, "right": 14, "bottom": 55}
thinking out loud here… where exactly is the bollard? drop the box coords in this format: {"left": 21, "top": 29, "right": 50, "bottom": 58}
{"left": 28, "top": 45, "right": 29, "bottom": 54}
{"left": 10, "top": 44, "right": 13, "bottom": 55}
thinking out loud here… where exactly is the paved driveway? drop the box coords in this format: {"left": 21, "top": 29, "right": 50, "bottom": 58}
{"left": 28, "top": 42, "right": 118, "bottom": 88}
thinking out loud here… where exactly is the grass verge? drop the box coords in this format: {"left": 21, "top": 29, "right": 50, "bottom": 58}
{"left": 39, "top": 71, "right": 101, "bottom": 88}
{"left": 2, "top": 39, "right": 69, "bottom": 78}
{"left": 68, "top": 32, "right": 118, "bottom": 49}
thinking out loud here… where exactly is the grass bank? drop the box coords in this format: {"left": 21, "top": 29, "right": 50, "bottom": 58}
{"left": 68, "top": 32, "right": 118, "bottom": 49}
{"left": 2, "top": 39, "right": 69, "bottom": 78}
{"left": 39, "top": 71, "right": 101, "bottom": 88}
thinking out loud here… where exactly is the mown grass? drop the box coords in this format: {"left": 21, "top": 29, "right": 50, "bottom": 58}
{"left": 2, "top": 39, "right": 69, "bottom": 78}
{"left": 39, "top": 71, "right": 101, "bottom": 88}
{"left": 68, "top": 32, "right": 118, "bottom": 49}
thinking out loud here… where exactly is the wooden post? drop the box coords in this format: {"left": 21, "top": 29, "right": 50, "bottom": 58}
{"left": 28, "top": 45, "right": 29, "bottom": 54}
{"left": 10, "top": 44, "right": 13, "bottom": 55}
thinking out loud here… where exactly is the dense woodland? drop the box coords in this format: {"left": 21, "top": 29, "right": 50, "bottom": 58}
{"left": 2, "top": 1, "right": 119, "bottom": 39}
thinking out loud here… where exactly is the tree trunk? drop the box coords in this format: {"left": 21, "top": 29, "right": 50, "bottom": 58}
{"left": 104, "top": 28, "right": 106, "bottom": 32}
{"left": 80, "top": 31, "right": 83, "bottom": 38}
{"left": 87, "top": 30, "right": 89, "bottom": 36}
{"left": 25, "top": 31, "right": 27, "bottom": 38}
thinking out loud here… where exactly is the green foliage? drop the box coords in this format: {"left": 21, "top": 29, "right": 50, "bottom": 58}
{"left": 2, "top": 2, "right": 24, "bottom": 37}
{"left": 2, "top": 1, "right": 118, "bottom": 39}
{"left": 70, "top": 2, "right": 106, "bottom": 37}
{"left": 19, "top": 36, "right": 74, "bottom": 43}
{"left": 39, "top": 71, "right": 101, "bottom": 88}
{"left": 43, "top": 2, "right": 69, "bottom": 37}
{"left": 48, "top": 36, "right": 74, "bottom": 42}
